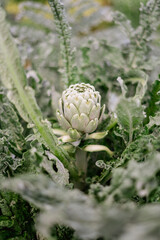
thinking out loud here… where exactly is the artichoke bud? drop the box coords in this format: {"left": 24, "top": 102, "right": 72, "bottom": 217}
{"left": 56, "top": 83, "right": 105, "bottom": 140}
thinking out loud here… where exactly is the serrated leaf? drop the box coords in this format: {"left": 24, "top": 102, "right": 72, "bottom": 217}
{"left": 0, "top": 91, "right": 24, "bottom": 146}
{"left": 0, "top": 90, "right": 25, "bottom": 174}
{"left": 111, "top": 153, "right": 160, "bottom": 199}
{"left": 121, "top": 133, "right": 160, "bottom": 165}
{"left": 116, "top": 98, "right": 144, "bottom": 143}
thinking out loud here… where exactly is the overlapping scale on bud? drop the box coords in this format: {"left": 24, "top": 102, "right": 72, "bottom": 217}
{"left": 56, "top": 83, "right": 105, "bottom": 140}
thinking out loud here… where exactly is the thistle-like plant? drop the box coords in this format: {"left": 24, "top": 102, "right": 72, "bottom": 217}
{"left": 1, "top": 0, "right": 160, "bottom": 239}
{"left": 55, "top": 82, "right": 113, "bottom": 178}
{"left": 56, "top": 83, "right": 105, "bottom": 140}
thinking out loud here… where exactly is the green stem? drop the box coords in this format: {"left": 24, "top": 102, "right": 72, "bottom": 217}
{"left": 98, "top": 171, "right": 112, "bottom": 185}
{"left": 75, "top": 148, "right": 88, "bottom": 180}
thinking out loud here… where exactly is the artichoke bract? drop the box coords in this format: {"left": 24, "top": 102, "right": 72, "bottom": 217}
{"left": 56, "top": 83, "right": 105, "bottom": 140}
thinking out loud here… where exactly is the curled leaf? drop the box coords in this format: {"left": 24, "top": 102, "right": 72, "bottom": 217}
{"left": 85, "top": 131, "right": 108, "bottom": 140}
{"left": 83, "top": 144, "right": 113, "bottom": 157}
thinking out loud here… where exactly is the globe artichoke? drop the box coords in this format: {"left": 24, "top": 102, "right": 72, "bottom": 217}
{"left": 56, "top": 83, "right": 105, "bottom": 140}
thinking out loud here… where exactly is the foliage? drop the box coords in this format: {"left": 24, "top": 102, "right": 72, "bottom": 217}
{"left": 0, "top": 6, "right": 77, "bottom": 178}
{"left": 145, "top": 78, "right": 160, "bottom": 123}
{"left": 8, "top": 0, "right": 112, "bottom": 91}
{"left": 113, "top": 0, "right": 147, "bottom": 27}
{"left": 116, "top": 97, "right": 144, "bottom": 144}
{"left": 0, "top": 0, "right": 160, "bottom": 239}
{"left": 2, "top": 172, "right": 160, "bottom": 240}
{"left": 48, "top": 0, "right": 75, "bottom": 87}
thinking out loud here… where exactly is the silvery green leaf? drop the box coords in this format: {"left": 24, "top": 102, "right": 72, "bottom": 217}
{"left": 43, "top": 151, "right": 69, "bottom": 186}
{"left": 1, "top": 174, "right": 101, "bottom": 240}
{"left": 0, "top": 7, "right": 77, "bottom": 177}
{"left": 126, "top": 75, "right": 147, "bottom": 100}
{"left": 117, "top": 77, "right": 128, "bottom": 97}
{"left": 107, "top": 92, "right": 121, "bottom": 113}
{"left": 110, "top": 153, "right": 160, "bottom": 199}
{"left": 3, "top": 174, "right": 160, "bottom": 240}
{"left": 147, "top": 112, "right": 160, "bottom": 128}
{"left": 116, "top": 98, "right": 144, "bottom": 143}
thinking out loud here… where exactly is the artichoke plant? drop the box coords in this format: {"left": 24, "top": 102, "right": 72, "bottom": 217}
{"left": 56, "top": 83, "right": 105, "bottom": 140}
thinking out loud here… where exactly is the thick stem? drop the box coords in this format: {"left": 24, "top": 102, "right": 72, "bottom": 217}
{"left": 75, "top": 148, "right": 88, "bottom": 179}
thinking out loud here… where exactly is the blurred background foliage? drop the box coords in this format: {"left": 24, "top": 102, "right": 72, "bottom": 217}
{"left": 2, "top": 0, "right": 159, "bottom": 106}
{"left": 5, "top": 0, "right": 148, "bottom": 27}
